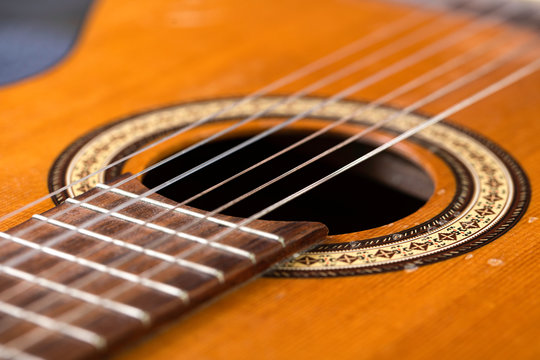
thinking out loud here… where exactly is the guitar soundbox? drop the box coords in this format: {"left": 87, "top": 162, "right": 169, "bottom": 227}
{"left": 0, "top": 0, "right": 539, "bottom": 359}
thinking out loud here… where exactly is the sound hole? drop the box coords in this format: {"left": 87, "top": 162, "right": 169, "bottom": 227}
{"left": 142, "top": 130, "right": 434, "bottom": 234}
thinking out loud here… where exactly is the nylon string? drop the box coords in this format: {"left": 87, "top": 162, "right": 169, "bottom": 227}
{"left": 0, "top": 0, "right": 538, "bottom": 353}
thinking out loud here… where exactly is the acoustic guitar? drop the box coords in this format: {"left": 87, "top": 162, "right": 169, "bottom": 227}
{"left": 0, "top": 0, "right": 539, "bottom": 359}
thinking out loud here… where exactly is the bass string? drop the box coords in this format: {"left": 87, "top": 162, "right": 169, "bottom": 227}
{"left": 0, "top": 9, "right": 429, "bottom": 226}
{"left": 0, "top": 14, "right": 532, "bottom": 354}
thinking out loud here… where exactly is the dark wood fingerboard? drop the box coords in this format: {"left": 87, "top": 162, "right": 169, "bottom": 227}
{"left": 0, "top": 179, "right": 327, "bottom": 359}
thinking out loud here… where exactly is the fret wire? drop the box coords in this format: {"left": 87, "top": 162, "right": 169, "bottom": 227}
{"left": 0, "top": 292, "right": 114, "bottom": 357}
{"left": 0, "top": 264, "right": 151, "bottom": 325}
{"left": 64, "top": 198, "right": 257, "bottom": 262}
{"left": 0, "top": 232, "right": 189, "bottom": 302}
{"left": 96, "top": 184, "right": 283, "bottom": 244}
{"left": 0, "top": 300, "right": 107, "bottom": 350}
{"left": 33, "top": 209, "right": 225, "bottom": 282}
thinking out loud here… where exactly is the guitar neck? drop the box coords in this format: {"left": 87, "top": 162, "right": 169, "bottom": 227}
{"left": 0, "top": 178, "right": 326, "bottom": 359}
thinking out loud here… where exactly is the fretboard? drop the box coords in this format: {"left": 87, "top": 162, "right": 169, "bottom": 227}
{"left": 0, "top": 179, "right": 327, "bottom": 359}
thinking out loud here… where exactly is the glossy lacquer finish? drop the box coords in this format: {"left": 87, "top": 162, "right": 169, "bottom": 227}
{"left": 0, "top": 0, "right": 539, "bottom": 359}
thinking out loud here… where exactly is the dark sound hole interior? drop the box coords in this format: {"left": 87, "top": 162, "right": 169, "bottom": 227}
{"left": 142, "top": 129, "right": 434, "bottom": 234}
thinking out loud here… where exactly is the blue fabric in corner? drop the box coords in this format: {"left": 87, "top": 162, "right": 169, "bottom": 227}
{"left": 0, "top": 0, "right": 93, "bottom": 85}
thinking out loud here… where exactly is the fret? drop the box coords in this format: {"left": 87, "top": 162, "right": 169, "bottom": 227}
{"left": 64, "top": 198, "right": 256, "bottom": 262}
{"left": 0, "top": 300, "right": 106, "bottom": 349}
{"left": 0, "top": 178, "right": 327, "bottom": 358}
{"left": 0, "top": 232, "right": 189, "bottom": 301}
{"left": 0, "top": 264, "right": 150, "bottom": 325}
{"left": 96, "top": 183, "right": 284, "bottom": 245}
{"left": 32, "top": 212, "right": 225, "bottom": 282}
{"left": 0, "top": 344, "right": 44, "bottom": 360}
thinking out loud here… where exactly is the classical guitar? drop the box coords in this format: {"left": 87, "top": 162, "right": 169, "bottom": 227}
{"left": 0, "top": 0, "right": 539, "bottom": 359}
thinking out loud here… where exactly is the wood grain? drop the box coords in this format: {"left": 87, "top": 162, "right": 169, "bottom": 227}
{"left": 0, "top": 178, "right": 327, "bottom": 359}
{"left": 0, "top": 0, "right": 538, "bottom": 359}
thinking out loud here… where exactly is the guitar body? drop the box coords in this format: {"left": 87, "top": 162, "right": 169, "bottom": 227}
{"left": 0, "top": 0, "right": 539, "bottom": 359}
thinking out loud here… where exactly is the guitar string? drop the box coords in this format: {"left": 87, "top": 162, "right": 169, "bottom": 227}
{"left": 0, "top": 0, "right": 516, "bottom": 316}
{"left": 10, "top": 1, "right": 516, "bottom": 248}
{"left": 4, "top": 12, "right": 455, "bottom": 260}
{"left": 96, "top": 2, "right": 526, "bottom": 259}
{"left": 231, "top": 56, "right": 540, "bottom": 236}
{"left": 0, "top": 14, "right": 528, "bottom": 352}
{"left": 5, "top": 44, "right": 540, "bottom": 356}
{"left": 0, "top": 8, "right": 468, "bottom": 304}
{"left": 1, "top": 9, "right": 473, "bottom": 276}
{"left": 8, "top": 11, "right": 463, "bottom": 245}
{"left": 30, "top": 27, "right": 528, "bottom": 311}
{"left": 0, "top": 10, "right": 494, "bottom": 296}
{"left": 0, "top": 0, "right": 532, "bottom": 352}
{"left": 0, "top": 23, "right": 514, "bottom": 321}
{"left": 142, "top": 35, "right": 533, "bottom": 253}
{"left": 0, "top": 10, "right": 428, "bottom": 225}
{"left": 88, "top": 27, "right": 525, "bottom": 273}
{"left": 0, "top": 1, "right": 532, "bottom": 350}
{"left": 0, "top": 8, "right": 454, "bottom": 352}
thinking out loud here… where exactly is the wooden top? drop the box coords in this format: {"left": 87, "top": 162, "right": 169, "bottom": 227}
{"left": 0, "top": 178, "right": 326, "bottom": 359}
{"left": 0, "top": 0, "right": 538, "bottom": 359}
